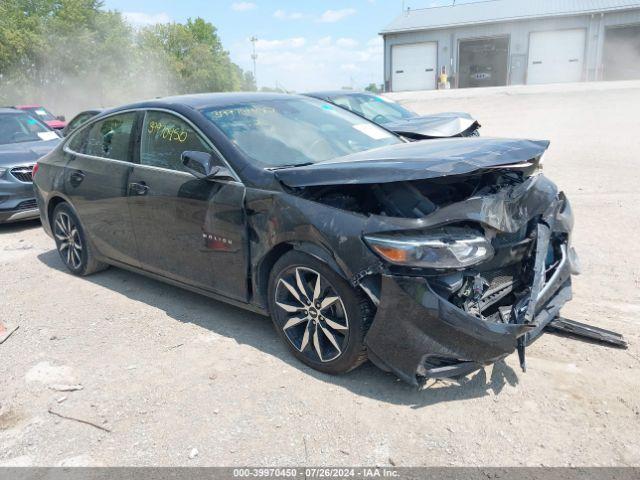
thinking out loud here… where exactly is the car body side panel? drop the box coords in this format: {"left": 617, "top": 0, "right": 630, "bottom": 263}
{"left": 63, "top": 153, "right": 140, "bottom": 267}
{"left": 245, "top": 188, "right": 382, "bottom": 309}
{"left": 128, "top": 166, "right": 250, "bottom": 301}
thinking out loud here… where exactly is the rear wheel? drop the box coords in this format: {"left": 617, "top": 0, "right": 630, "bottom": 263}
{"left": 268, "top": 251, "right": 373, "bottom": 375}
{"left": 52, "top": 203, "right": 107, "bottom": 276}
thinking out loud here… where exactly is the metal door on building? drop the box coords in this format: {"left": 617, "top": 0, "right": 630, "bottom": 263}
{"left": 458, "top": 36, "right": 510, "bottom": 88}
{"left": 391, "top": 42, "right": 438, "bottom": 92}
{"left": 527, "top": 29, "right": 586, "bottom": 84}
{"left": 604, "top": 24, "right": 640, "bottom": 81}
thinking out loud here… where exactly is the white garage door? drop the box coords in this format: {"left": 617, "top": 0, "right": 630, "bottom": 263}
{"left": 392, "top": 42, "right": 437, "bottom": 92}
{"left": 527, "top": 29, "right": 586, "bottom": 85}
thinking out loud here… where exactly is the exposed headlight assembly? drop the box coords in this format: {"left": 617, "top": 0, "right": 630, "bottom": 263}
{"left": 364, "top": 227, "right": 494, "bottom": 269}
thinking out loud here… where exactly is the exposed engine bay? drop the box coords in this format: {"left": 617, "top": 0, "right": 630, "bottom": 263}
{"left": 296, "top": 168, "right": 532, "bottom": 218}
{"left": 272, "top": 138, "right": 627, "bottom": 386}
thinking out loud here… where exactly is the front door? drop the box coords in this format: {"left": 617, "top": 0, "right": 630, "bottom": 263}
{"left": 63, "top": 112, "right": 140, "bottom": 266}
{"left": 127, "top": 110, "right": 248, "bottom": 301}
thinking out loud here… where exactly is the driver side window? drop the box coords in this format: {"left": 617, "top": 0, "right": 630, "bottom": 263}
{"left": 140, "top": 111, "right": 212, "bottom": 172}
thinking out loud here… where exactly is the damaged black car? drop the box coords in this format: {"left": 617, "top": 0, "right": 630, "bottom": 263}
{"left": 304, "top": 91, "right": 481, "bottom": 140}
{"left": 33, "top": 93, "right": 585, "bottom": 386}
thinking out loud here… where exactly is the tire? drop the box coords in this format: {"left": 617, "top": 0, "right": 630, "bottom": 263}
{"left": 267, "top": 250, "right": 374, "bottom": 375}
{"left": 51, "top": 203, "right": 108, "bottom": 276}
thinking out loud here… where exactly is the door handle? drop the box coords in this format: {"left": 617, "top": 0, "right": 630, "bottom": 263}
{"left": 69, "top": 170, "right": 85, "bottom": 186}
{"left": 129, "top": 181, "right": 149, "bottom": 196}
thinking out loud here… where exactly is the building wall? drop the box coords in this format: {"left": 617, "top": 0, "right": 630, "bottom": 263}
{"left": 383, "top": 9, "right": 640, "bottom": 91}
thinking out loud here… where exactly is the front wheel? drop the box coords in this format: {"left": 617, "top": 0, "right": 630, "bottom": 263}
{"left": 267, "top": 251, "right": 373, "bottom": 375}
{"left": 51, "top": 203, "right": 108, "bottom": 276}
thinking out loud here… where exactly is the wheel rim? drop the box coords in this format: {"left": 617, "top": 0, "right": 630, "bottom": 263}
{"left": 274, "top": 267, "right": 349, "bottom": 363}
{"left": 54, "top": 212, "right": 83, "bottom": 270}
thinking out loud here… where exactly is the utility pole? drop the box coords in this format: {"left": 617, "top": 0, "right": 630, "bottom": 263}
{"left": 250, "top": 36, "right": 258, "bottom": 87}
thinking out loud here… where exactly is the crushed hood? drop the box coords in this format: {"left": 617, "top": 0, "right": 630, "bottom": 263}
{"left": 275, "top": 137, "right": 549, "bottom": 188}
{"left": 0, "top": 139, "right": 60, "bottom": 167}
{"left": 386, "top": 112, "right": 478, "bottom": 138}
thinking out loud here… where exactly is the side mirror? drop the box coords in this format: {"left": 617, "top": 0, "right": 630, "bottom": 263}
{"left": 181, "top": 151, "right": 234, "bottom": 181}
{"left": 57, "top": 115, "right": 66, "bottom": 122}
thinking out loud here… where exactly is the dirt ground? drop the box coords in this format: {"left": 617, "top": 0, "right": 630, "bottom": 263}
{"left": 1, "top": 81, "right": 639, "bottom": 467}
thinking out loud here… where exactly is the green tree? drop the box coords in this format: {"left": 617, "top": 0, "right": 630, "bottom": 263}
{"left": 138, "top": 18, "right": 247, "bottom": 94}
{"left": 0, "top": 2, "right": 254, "bottom": 110}
{"left": 365, "top": 83, "right": 382, "bottom": 94}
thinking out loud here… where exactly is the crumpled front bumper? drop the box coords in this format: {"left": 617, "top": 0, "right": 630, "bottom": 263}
{"left": 364, "top": 191, "right": 579, "bottom": 386}
{"left": 365, "top": 270, "right": 572, "bottom": 386}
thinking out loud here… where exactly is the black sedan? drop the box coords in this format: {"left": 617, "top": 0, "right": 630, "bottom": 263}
{"left": 305, "top": 91, "right": 480, "bottom": 140}
{"left": 33, "top": 93, "right": 580, "bottom": 386}
{"left": 0, "top": 108, "right": 60, "bottom": 223}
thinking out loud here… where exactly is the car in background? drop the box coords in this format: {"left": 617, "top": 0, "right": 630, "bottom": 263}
{"left": 0, "top": 108, "right": 60, "bottom": 223}
{"left": 305, "top": 91, "right": 480, "bottom": 140}
{"left": 33, "top": 93, "right": 580, "bottom": 386}
{"left": 62, "top": 109, "right": 103, "bottom": 136}
{"left": 15, "top": 105, "right": 67, "bottom": 131}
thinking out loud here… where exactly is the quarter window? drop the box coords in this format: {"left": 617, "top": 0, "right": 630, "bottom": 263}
{"left": 67, "top": 112, "right": 94, "bottom": 132}
{"left": 140, "top": 111, "right": 212, "bottom": 172}
{"left": 84, "top": 112, "right": 137, "bottom": 161}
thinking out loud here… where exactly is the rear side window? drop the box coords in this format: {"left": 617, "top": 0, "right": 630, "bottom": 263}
{"left": 140, "top": 111, "right": 211, "bottom": 172}
{"left": 83, "top": 112, "right": 137, "bottom": 161}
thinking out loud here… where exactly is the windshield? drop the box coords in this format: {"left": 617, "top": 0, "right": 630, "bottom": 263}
{"left": 330, "top": 94, "right": 417, "bottom": 125}
{"left": 201, "top": 97, "right": 401, "bottom": 167}
{"left": 23, "top": 107, "right": 56, "bottom": 121}
{"left": 0, "top": 113, "right": 57, "bottom": 145}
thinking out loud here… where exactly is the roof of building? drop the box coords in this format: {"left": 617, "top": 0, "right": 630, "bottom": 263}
{"left": 382, "top": 0, "right": 640, "bottom": 34}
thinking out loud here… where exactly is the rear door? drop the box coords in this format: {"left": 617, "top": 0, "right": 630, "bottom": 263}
{"left": 63, "top": 112, "right": 140, "bottom": 266}
{"left": 127, "top": 109, "right": 249, "bottom": 301}
{"left": 392, "top": 42, "right": 437, "bottom": 92}
{"left": 527, "top": 29, "right": 586, "bottom": 84}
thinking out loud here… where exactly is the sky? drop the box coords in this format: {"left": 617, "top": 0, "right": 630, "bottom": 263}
{"left": 101, "top": 0, "right": 480, "bottom": 92}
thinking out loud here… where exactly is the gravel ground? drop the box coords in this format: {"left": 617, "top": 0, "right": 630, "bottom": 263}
{"left": 1, "top": 81, "right": 639, "bottom": 467}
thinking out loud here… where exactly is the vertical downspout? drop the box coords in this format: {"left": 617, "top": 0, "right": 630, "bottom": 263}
{"left": 450, "top": 32, "right": 456, "bottom": 88}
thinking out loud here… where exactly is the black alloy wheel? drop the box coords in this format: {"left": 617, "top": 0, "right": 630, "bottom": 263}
{"left": 268, "top": 251, "right": 373, "bottom": 375}
{"left": 51, "top": 203, "right": 107, "bottom": 276}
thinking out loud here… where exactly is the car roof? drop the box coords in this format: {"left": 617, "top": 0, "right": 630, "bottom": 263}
{"left": 14, "top": 105, "right": 42, "bottom": 109}
{"left": 0, "top": 107, "right": 27, "bottom": 115}
{"left": 114, "top": 92, "right": 310, "bottom": 112}
{"left": 305, "top": 91, "right": 371, "bottom": 100}
{"left": 74, "top": 109, "right": 104, "bottom": 115}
